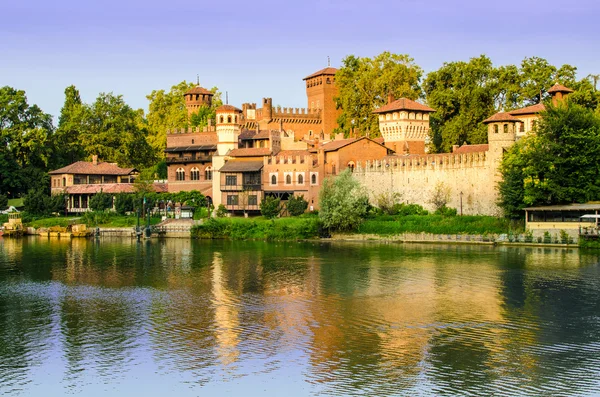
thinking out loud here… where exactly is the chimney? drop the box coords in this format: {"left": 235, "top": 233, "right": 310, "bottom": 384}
{"left": 387, "top": 92, "right": 395, "bottom": 104}
{"left": 92, "top": 155, "right": 98, "bottom": 165}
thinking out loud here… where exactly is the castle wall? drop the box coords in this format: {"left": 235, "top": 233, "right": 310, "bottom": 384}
{"left": 353, "top": 153, "right": 502, "bottom": 216}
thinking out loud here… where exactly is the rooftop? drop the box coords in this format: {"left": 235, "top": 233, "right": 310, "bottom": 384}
{"left": 216, "top": 104, "right": 242, "bottom": 113}
{"left": 228, "top": 148, "right": 272, "bottom": 157}
{"left": 185, "top": 86, "right": 213, "bottom": 96}
{"left": 547, "top": 83, "right": 574, "bottom": 94}
{"left": 219, "top": 160, "right": 264, "bottom": 173}
{"left": 303, "top": 67, "right": 338, "bottom": 80}
{"left": 482, "top": 112, "right": 522, "bottom": 124}
{"left": 373, "top": 98, "right": 435, "bottom": 114}
{"left": 49, "top": 161, "right": 136, "bottom": 176}
{"left": 509, "top": 103, "right": 546, "bottom": 116}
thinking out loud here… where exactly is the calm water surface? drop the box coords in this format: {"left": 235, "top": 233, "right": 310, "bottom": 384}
{"left": 1, "top": 237, "right": 599, "bottom": 396}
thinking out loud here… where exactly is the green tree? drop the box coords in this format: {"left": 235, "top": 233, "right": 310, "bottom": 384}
{"left": 335, "top": 52, "right": 423, "bottom": 137}
{"left": 114, "top": 193, "right": 134, "bottom": 215}
{"left": 498, "top": 102, "right": 600, "bottom": 214}
{"left": 53, "top": 85, "right": 86, "bottom": 168}
{"left": 0, "top": 194, "right": 8, "bottom": 210}
{"left": 286, "top": 195, "right": 308, "bottom": 216}
{"left": 319, "top": 169, "right": 369, "bottom": 232}
{"left": 89, "top": 191, "right": 113, "bottom": 212}
{"left": 0, "top": 86, "right": 54, "bottom": 197}
{"left": 260, "top": 196, "right": 281, "bottom": 219}
{"left": 23, "top": 188, "right": 50, "bottom": 216}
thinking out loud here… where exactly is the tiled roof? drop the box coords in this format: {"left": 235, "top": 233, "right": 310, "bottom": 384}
{"left": 320, "top": 138, "right": 358, "bottom": 152}
{"left": 276, "top": 150, "right": 311, "bottom": 157}
{"left": 547, "top": 83, "right": 574, "bottom": 94}
{"left": 185, "top": 86, "right": 213, "bottom": 95}
{"left": 164, "top": 144, "right": 217, "bottom": 153}
{"left": 219, "top": 160, "right": 264, "bottom": 173}
{"left": 509, "top": 103, "right": 545, "bottom": 116}
{"left": 239, "top": 130, "right": 272, "bottom": 140}
{"left": 216, "top": 104, "right": 242, "bottom": 113}
{"left": 228, "top": 148, "right": 272, "bottom": 157}
{"left": 303, "top": 67, "right": 338, "bottom": 80}
{"left": 483, "top": 112, "right": 522, "bottom": 124}
{"left": 65, "top": 182, "right": 166, "bottom": 195}
{"left": 453, "top": 144, "right": 489, "bottom": 154}
{"left": 373, "top": 98, "right": 435, "bottom": 114}
{"left": 49, "top": 161, "right": 136, "bottom": 176}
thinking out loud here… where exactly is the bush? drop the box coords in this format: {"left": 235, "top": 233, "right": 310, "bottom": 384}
{"left": 286, "top": 195, "right": 308, "bottom": 216}
{"left": 394, "top": 203, "right": 429, "bottom": 216}
{"left": 260, "top": 196, "right": 281, "bottom": 219}
{"left": 89, "top": 192, "right": 113, "bottom": 212}
{"left": 23, "top": 189, "right": 50, "bottom": 216}
{"left": 114, "top": 193, "right": 134, "bottom": 215}
{"left": 319, "top": 169, "right": 369, "bottom": 232}
{"left": 0, "top": 194, "right": 7, "bottom": 210}
{"left": 216, "top": 204, "right": 228, "bottom": 218}
{"left": 374, "top": 191, "right": 402, "bottom": 215}
{"left": 434, "top": 205, "right": 457, "bottom": 216}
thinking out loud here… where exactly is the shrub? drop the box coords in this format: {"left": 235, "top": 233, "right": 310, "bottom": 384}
{"left": 260, "top": 196, "right": 281, "bottom": 219}
{"left": 319, "top": 169, "right": 369, "bottom": 232}
{"left": 0, "top": 194, "right": 7, "bottom": 210}
{"left": 374, "top": 190, "right": 402, "bottom": 215}
{"left": 89, "top": 192, "right": 113, "bottom": 212}
{"left": 286, "top": 195, "right": 308, "bottom": 216}
{"left": 23, "top": 189, "right": 50, "bottom": 216}
{"left": 114, "top": 193, "right": 134, "bottom": 215}
{"left": 216, "top": 204, "right": 228, "bottom": 218}
{"left": 429, "top": 182, "right": 451, "bottom": 212}
{"left": 434, "top": 205, "right": 457, "bottom": 216}
{"left": 394, "top": 203, "right": 428, "bottom": 216}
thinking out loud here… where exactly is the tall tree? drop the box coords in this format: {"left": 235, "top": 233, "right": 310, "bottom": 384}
{"left": 0, "top": 86, "right": 54, "bottom": 197}
{"left": 53, "top": 85, "right": 86, "bottom": 168}
{"left": 334, "top": 52, "right": 422, "bottom": 137}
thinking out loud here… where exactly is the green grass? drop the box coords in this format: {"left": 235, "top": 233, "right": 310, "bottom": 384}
{"left": 191, "top": 215, "right": 321, "bottom": 240}
{"left": 7, "top": 198, "right": 24, "bottom": 208}
{"left": 358, "top": 214, "right": 522, "bottom": 236}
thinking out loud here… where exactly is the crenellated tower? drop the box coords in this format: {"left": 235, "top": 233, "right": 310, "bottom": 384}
{"left": 303, "top": 67, "right": 340, "bottom": 135}
{"left": 215, "top": 104, "right": 242, "bottom": 155}
{"left": 184, "top": 85, "right": 214, "bottom": 117}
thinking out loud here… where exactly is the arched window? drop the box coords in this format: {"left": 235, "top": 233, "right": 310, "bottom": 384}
{"left": 227, "top": 115, "right": 232, "bottom": 123}
{"left": 271, "top": 174, "right": 277, "bottom": 185}
{"left": 205, "top": 166, "right": 213, "bottom": 181}
{"left": 176, "top": 168, "right": 185, "bottom": 181}
{"left": 326, "top": 77, "right": 331, "bottom": 84}
{"left": 519, "top": 122, "right": 525, "bottom": 133}
{"left": 494, "top": 124, "right": 499, "bottom": 134}
{"left": 219, "top": 116, "right": 224, "bottom": 123}
{"left": 311, "top": 174, "right": 317, "bottom": 185}
{"left": 298, "top": 174, "right": 304, "bottom": 185}
{"left": 347, "top": 161, "right": 355, "bottom": 172}
{"left": 503, "top": 124, "right": 508, "bottom": 133}
{"left": 190, "top": 167, "right": 200, "bottom": 181}
{"left": 286, "top": 174, "right": 292, "bottom": 185}
{"left": 234, "top": 116, "right": 237, "bottom": 123}
{"left": 62, "top": 177, "right": 66, "bottom": 187}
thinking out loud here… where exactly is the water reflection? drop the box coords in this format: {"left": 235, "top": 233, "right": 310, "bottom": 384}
{"left": 0, "top": 238, "right": 599, "bottom": 396}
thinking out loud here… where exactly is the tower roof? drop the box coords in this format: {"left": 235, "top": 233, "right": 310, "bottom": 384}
{"left": 216, "top": 104, "right": 242, "bottom": 113}
{"left": 373, "top": 98, "right": 435, "bottom": 114}
{"left": 509, "top": 103, "right": 545, "bottom": 116}
{"left": 303, "top": 67, "right": 338, "bottom": 80}
{"left": 482, "top": 112, "right": 521, "bottom": 124}
{"left": 547, "top": 83, "right": 574, "bottom": 94}
{"left": 185, "top": 86, "right": 213, "bottom": 95}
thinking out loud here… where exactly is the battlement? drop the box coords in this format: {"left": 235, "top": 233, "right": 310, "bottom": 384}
{"left": 355, "top": 151, "right": 488, "bottom": 173}
{"left": 272, "top": 106, "right": 321, "bottom": 118}
{"left": 264, "top": 153, "right": 313, "bottom": 166}
{"left": 166, "top": 125, "right": 216, "bottom": 134}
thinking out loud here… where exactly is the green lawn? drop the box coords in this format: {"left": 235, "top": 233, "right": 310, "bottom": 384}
{"left": 7, "top": 198, "right": 24, "bottom": 208}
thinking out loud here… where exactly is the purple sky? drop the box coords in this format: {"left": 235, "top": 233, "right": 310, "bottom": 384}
{"left": 2, "top": 0, "right": 598, "bottom": 122}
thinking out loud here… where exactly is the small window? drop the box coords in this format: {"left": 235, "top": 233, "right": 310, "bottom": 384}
{"left": 227, "top": 115, "right": 232, "bottom": 123}
{"left": 234, "top": 116, "right": 237, "bottom": 123}
{"left": 248, "top": 195, "right": 258, "bottom": 206}
{"left": 520, "top": 122, "right": 525, "bottom": 133}
{"left": 220, "top": 116, "right": 224, "bottom": 123}
{"left": 176, "top": 168, "right": 185, "bottom": 181}
{"left": 205, "top": 167, "right": 213, "bottom": 180}
{"left": 297, "top": 174, "right": 304, "bottom": 185}
{"left": 503, "top": 124, "right": 508, "bottom": 133}
{"left": 494, "top": 124, "right": 499, "bottom": 134}
{"left": 225, "top": 175, "right": 237, "bottom": 186}
{"left": 326, "top": 77, "right": 331, "bottom": 84}
{"left": 192, "top": 139, "right": 195, "bottom": 144}
{"left": 286, "top": 174, "right": 292, "bottom": 185}
{"left": 63, "top": 177, "right": 66, "bottom": 187}
{"left": 227, "top": 195, "right": 238, "bottom": 206}
{"left": 332, "top": 165, "right": 336, "bottom": 175}
{"left": 311, "top": 173, "right": 317, "bottom": 185}
{"left": 271, "top": 174, "right": 277, "bottom": 185}
{"left": 190, "top": 167, "right": 200, "bottom": 181}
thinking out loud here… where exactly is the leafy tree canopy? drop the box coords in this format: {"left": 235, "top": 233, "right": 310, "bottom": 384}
{"left": 319, "top": 169, "right": 369, "bottom": 232}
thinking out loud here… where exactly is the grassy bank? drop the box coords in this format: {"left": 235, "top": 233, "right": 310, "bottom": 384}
{"left": 191, "top": 216, "right": 321, "bottom": 240}
{"left": 358, "top": 215, "right": 522, "bottom": 236}
{"left": 22, "top": 213, "right": 162, "bottom": 229}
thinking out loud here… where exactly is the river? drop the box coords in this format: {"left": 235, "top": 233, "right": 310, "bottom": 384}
{"left": 1, "top": 237, "right": 599, "bottom": 396}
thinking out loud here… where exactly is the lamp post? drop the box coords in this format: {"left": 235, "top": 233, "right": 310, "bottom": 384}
{"left": 460, "top": 191, "right": 463, "bottom": 216}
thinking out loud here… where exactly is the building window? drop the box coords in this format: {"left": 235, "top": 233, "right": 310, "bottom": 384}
{"left": 248, "top": 195, "right": 258, "bottom": 206}
{"left": 227, "top": 195, "right": 238, "bottom": 206}
{"left": 503, "top": 124, "right": 508, "bottom": 133}
{"left": 494, "top": 124, "right": 499, "bottom": 134}
{"left": 326, "top": 77, "right": 331, "bottom": 84}
{"left": 270, "top": 174, "right": 277, "bottom": 186}
{"left": 225, "top": 175, "right": 237, "bottom": 186}
{"left": 192, "top": 139, "right": 195, "bottom": 144}
{"left": 205, "top": 167, "right": 213, "bottom": 180}
{"left": 227, "top": 115, "right": 232, "bottom": 123}
{"left": 234, "top": 116, "right": 237, "bottom": 123}
{"left": 190, "top": 167, "right": 200, "bottom": 181}
{"left": 297, "top": 173, "right": 304, "bottom": 185}
{"left": 285, "top": 174, "right": 292, "bottom": 185}
{"left": 520, "top": 122, "right": 525, "bottom": 133}
{"left": 176, "top": 168, "right": 185, "bottom": 181}
{"left": 220, "top": 116, "right": 224, "bottom": 123}
{"left": 316, "top": 100, "right": 320, "bottom": 108}
{"left": 332, "top": 164, "right": 336, "bottom": 175}
{"left": 310, "top": 172, "right": 318, "bottom": 185}
{"left": 63, "top": 177, "right": 66, "bottom": 187}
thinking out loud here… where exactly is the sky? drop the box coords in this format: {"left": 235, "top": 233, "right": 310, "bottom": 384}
{"left": 2, "top": 0, "right": 599, "bottom": 122}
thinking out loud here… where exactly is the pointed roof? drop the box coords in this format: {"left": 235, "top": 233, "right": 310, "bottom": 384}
{"left": 303, "top": 67, "right": 338, "bottom": 80}
{"left": 509, "top": 103, "right": 545, "bottom": 116}
{"left": 373, "top": 98, "right": 434, "bottom": 114}
{"left": 185, "top": 86, "right": 213, "bottom": 95}
{"left": 216, "top": 104, "right": 242, "bottom": 113}
{"left": 482, "top": 112, "right": 522, "bottom": 124}
{"left": 547, "top": 83, "right": 574, "bottom": 94}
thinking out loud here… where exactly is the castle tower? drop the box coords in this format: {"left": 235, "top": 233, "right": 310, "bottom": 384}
{"left": 184, "top": 86, "right": 214, "bottom": 117}
{"left": 483, "top": 112, "right": 519, "bottom": 166}
{"left": 303, "top": 67, "right": 340, "bottom": 136}
{"left": 547, "top": 83, "right": 574, "bottom": 106}
{"left": 262, "top": 98, "right": 273, "bottom": 122}
{"left": 373, "top": 97, "right": 435, "bottom": 154}
{"left": 215, "top": 104, "right": 242, "bottom": 155}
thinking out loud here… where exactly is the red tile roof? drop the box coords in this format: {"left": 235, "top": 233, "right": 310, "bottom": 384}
{"left": 228, "top": 148, "right": 272, "bottom": 157}
{"left": 65, "top": 183, "right": 166, "bottom": 195}
{"left": 49, "top": 161, "right": 136, "bottom": 176}
{"left": 219, "top": 160, "right": 264, "bottom": 173}
{"left": 483, "top": 112, "right": 522, "bottom": 124}
{"left": 453, "top": 144, "right": 489, "bottom": 154}
{"left": 185, "top": 86, "right": 213, "bottom": 95}
{"left": 303, "top": 67, "right": 338, "bottom": 80}
{"left": 239, "top": 129, "right": 272, "bottom": 140}
{"left": 547, "top": 83, "right": 574, "bottom": 94}
{"left": 216, "top": 104, "right": 242, "bottom": 113}
{"left": 373, "top": 98, "right": 435, "bottom": 114}
{"left": 509, "top": 103, "right": 545, "bottom": 116}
